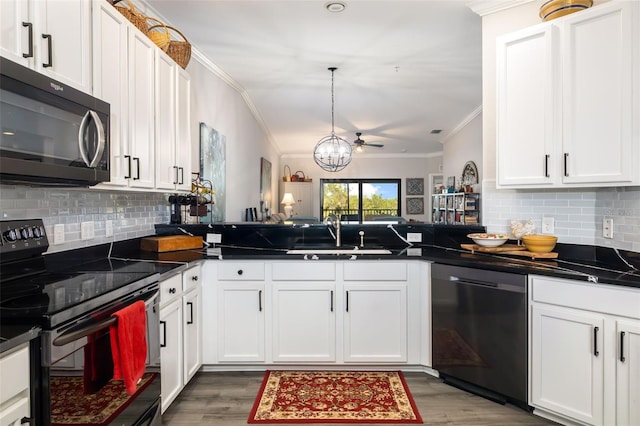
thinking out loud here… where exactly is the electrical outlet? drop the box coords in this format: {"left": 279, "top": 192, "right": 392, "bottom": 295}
{"left": 406, "top": 232, "right": 422, "bottom": 242}
{"left": 81, "top": 221, "right": 94, "bottom": 240}
{"left": 207, "top": 233, "right": 222, "bottom": 244}
{"left": 542, "top": 217, "right": 555, "bottom": 234}
{"left": 53, "top": 224, "right": 65, "bottom": 245}
{"left": 105, "top": 220, "right": 113, "bottom": 237}
{"left": 603, "top": 218, "right": 613, "bottom": 239}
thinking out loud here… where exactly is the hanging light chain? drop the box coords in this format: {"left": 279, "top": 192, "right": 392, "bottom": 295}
{"left": 329, "top": 67, "right": 336, "bottom": 135}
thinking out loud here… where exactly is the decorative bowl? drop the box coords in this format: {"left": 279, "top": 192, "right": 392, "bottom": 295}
{"left": 467, "top": 233, "right": 510, "bottom": 248}
{"left": 521, "top": 234, "right": 558, "bottom": 253}
{"left": 539, "top": 0, "right": 592, "bottom": 21}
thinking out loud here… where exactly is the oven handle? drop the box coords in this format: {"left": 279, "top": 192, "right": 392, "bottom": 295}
{"left": 52, "top": 290, "right": 158, "bottom": 347}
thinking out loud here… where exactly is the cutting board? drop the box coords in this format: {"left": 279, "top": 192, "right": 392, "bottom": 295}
{"left": 141, "top": 235, "right": 203, "bottom": 252}
{"left": 460, "top": 243, "right": 558, "bottom": 259}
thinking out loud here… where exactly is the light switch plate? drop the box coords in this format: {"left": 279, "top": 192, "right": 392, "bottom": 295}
{"left": 105, "top": 220, "right": 113, "bottom": 237}
{"left": 542, "top": 217, "right": 554, "bottom": 234}
{"left": 207, "top": 233, "right": 222, "bottom": 244}
{"left": 603, "top": 218, "right": 613, "bottom": 239}
{"left": 407, "top": 233, "right": 422, "bottom": 242}
{"left": 81, "top": 221, "right": 94, "bottom": 240}
{"left": 53, "top": 224, "right": 65, "bottom": 245}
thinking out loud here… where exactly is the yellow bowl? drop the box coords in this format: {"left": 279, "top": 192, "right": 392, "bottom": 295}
{"left": 521, "top": 235, "right": 558, "bottom": 253}
{"left": 539, "top": 0, "right": 592, "bottom": 21}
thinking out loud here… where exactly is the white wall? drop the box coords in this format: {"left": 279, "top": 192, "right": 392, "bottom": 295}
{"left": 279, "top": 155, "right": 442, "bottom": 222}
{"left": 188, "top": 56, "right": 280, "bottom": 222}
{"left": 442, "top": 110, "right": 483, "bottom": 194}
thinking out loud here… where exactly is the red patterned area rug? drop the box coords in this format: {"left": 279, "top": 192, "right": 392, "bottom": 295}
{"left": 248, "top": 370, "right": 423, "bottom": 424}
{"left": 50, "top": 373, "right": 156, "bottom": 425}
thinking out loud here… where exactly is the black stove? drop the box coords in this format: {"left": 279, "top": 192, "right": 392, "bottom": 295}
{"left": 0, "top": 219, "right": 160, "bottom": 328}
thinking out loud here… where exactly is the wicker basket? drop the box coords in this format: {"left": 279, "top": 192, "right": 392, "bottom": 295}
{"left": 165, "top": 26, "right": 192, "bottom": 69}
{"left": 147, "top": 18, "right": 171, "bottom": 52}
{"left": 113, "top": 0, "right": 147, "bottom": 34}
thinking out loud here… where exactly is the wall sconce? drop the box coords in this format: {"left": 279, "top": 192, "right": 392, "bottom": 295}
{"left": 281, "top": 192, "right": 296, "bottom": 218}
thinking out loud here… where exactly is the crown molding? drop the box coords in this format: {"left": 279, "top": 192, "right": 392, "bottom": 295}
{"left": 441, "top": 105, "right": 482, "bottom": 144}
{"left": 467, "top": 0, "right": 536, "bottom": 16}
{"left": 281, "top": 152, "right": 443, "bottom": 160}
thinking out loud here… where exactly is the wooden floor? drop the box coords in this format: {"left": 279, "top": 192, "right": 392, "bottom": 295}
{"left": 162, "top": 371, "right": 559, "bottom": 425}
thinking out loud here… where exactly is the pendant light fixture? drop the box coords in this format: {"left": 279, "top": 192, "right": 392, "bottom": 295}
{"left": 313, "top": 67, "right": 352, "bottom": 172}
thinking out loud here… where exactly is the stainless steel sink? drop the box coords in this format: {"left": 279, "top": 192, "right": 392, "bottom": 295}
{"left": 286, "top": 246, "right": 391, "bottom": 255}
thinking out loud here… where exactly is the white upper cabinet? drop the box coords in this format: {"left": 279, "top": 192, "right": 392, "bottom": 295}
{"left": 155, "top": 57, "right": 192, "bottom": 192}
{"left": 496, "top": 1, "right": 639, "bottom": 188}
{"left": 0, "top": 0, "right": 91, "bottom": 93}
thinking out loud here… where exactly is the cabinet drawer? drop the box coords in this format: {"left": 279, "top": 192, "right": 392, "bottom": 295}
{"left": 343, "top": 262, "right": 407, "bottom": 281}
{"left": 160, "top": 274, "right": 183, "bottom": 305}
{"left": 182, "top": 265, "right": 201, "bottom": 292}
{"left": 0, "top": 344, "right": 29, "bottom": 402}
{"left": 271, "top": 262, "right": 335, "bottom": 281}
{"left": 530, "top": 276, "right": 640, "bottom": 319}
{"left": 218, "top": 262, "right": 265, "bottom": 281}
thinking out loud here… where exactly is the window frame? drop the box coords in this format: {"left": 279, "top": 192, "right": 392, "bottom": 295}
{"left": 319, "top": 178, "right": 402, "bottom": 223}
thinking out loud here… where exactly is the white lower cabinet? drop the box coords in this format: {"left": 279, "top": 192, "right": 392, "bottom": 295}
{"left": 0, "top": 343, "right": 30, "bottom": 426}
{"left": 202, "top": 259, "right": 425, "bottom": 366}
{"left": 529, "top": 275, "right": 640, "bottom": 426}
{"left": 272, "top": 282, "right": 336, "bottom": 362}
{"left": 159, "top": 264, "right": 202, "bottom": 413}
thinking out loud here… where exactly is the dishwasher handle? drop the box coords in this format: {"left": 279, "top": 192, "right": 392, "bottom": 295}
{"left": 448, "top": 275, "right": 526, "bottom": 293}
{"left": 449, "top": 275, "right": 498, "bottom": 288}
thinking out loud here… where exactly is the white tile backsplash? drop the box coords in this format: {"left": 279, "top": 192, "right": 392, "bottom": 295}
{"left": 482, "top": 181, "right": 640, "bottom": 252}
{"left": 0, "top": 184, "right": 170, "bottom": 253}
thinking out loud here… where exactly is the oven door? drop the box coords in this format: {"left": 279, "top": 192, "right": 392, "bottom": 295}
{"left": 38, "top": 285, "right": 160, "bottom": 426}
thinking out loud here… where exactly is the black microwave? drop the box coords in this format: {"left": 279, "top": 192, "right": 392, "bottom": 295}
{"left": 0, "top": 57, "right": 110, "bottom": 186}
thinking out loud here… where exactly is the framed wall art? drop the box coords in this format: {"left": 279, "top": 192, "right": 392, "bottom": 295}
{"left": 200, "top": 122, "right": 226, "bottom": 222}
{"left": 406, "top": 178, "right": 424, "bottom": 195}
{"left": 406, "top": 197, "right": 424, "bottom": 215}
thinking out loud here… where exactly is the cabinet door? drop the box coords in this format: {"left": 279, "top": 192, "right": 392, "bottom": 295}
{"left": 154, "top": 52, "right": 177, "bottom": 190}
{"left": 175, "top": 67, "right": 192, "bottom": 192}
{"left": 0, "top": 0, "right": 30, "bottom": 66}
{"left": 183, "top": 287, "right": 201, "bottom": 384}
{"left": 92, "top": 1, "right": 129, "bottom": 187}
{"left": 531, "top": 305, "right": 604, "bottom": 425}
{"left": 496, "top": 24, "right": 557, "bottom": 187}
{"left": 37, "top": 0, "right": 91, "bottom": 93}
{"left": 160, "top": 299, "right": 183, "bottom": 413}
{"left": 127, "top": 30, "right": 155, "bottom": 188}
{"left": 218, "top": 283, "right": 265, "bottom": 362}
{"left": 281, "top": 182, "right": 314, "bottom": 217}
{"left": 272, "top": 283, "right": 335, "bottom": 362}
{"left": 616, "top": 319, "right": 640, "bottom": 426}
{"left": 561, "top": 2, "right": 635, "bottom": 184}
{"left": 343, "top": 283, "right": 407, "bottom": 363}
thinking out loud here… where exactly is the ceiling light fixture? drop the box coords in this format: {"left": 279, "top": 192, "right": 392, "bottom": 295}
{"left": 313, "top": 67, "right": 352, "bottom": 173}
{"left": 325, "top": 2, "right": 346, "bottom": 12}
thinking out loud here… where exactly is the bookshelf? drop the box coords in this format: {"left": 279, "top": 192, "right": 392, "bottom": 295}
{"left": 431, "top": 192, "right": 480, "bottom": 225}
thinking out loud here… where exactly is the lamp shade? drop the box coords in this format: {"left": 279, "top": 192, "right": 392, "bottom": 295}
{"left": 281, "top": 193, "right": 296, "bottom": 205}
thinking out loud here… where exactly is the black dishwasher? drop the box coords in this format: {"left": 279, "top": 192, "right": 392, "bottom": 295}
{"left": 431, "top": 263, "right": 530, "bottom": 411}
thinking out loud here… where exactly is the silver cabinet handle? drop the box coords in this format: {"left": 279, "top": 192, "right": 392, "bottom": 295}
{"left": 78, "top": 110, "right": 106, "bottom": 167}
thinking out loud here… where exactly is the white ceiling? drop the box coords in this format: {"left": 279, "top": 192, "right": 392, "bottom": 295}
{"left": 146, "top": 0, "right": 483, "bottom": 156}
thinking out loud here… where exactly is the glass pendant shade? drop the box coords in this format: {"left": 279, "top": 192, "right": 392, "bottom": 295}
{"left": 313, "top": 67, "right": 352, "bottom": 172}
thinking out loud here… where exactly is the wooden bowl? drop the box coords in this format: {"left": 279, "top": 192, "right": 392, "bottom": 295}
{"left": 522, "top": 235, "right": 558, "bottom": 253}
{"left": 539, "top": 0, "right": 592, "bottom": 21}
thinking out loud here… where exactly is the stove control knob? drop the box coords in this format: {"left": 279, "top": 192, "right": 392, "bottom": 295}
{"left": 4, "top": 229, "right": 19, "bottom": 242}
{"left": 32, "top": 226, "right": 43, "bottom": 238}
{"left": 21, "top": 228, "right": 33, "bottom": 239}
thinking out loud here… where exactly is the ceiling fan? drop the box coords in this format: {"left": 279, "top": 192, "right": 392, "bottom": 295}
{"left": 353, "top": 132, "right": 384, "bottom": 152}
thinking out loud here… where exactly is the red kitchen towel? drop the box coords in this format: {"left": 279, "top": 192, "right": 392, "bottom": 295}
{"left": 110, "top": 300, "right": 147, "bottom": 395}
{"left": 83, "top": 331, "right": 113, "bottom": 394}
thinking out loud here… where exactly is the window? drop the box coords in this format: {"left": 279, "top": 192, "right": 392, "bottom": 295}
{"left": 320, "top": 179, "right": 401, "bottom": 223}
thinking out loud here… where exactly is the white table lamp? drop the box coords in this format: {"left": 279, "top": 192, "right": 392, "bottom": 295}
{"left": 281, "top": 192, "right": 296, "bottom": 218}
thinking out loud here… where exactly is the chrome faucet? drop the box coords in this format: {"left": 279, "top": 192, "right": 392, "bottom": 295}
{"left": 324, "top": 214, "right": 342, "bottom": 247}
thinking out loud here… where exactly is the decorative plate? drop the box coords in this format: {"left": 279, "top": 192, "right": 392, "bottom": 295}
{"left": 461, "top": 161, "right": 479, "bottom": 185}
